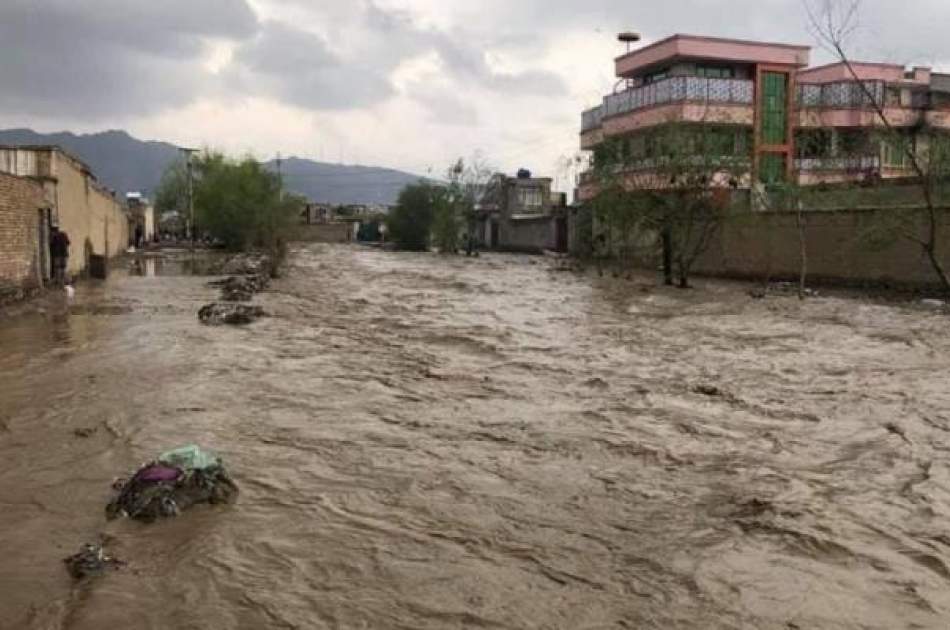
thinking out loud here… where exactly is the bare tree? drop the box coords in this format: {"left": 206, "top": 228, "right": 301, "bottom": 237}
{"left": 434, "top": 154, "right": 496, "bottom": 253}
{"left": 805, "top": 0, "right": 950, "bottom": 293}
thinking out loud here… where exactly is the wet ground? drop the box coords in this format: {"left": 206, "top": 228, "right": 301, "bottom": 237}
{"left": 1, "top": 244, "right": 949, "bottom": 629}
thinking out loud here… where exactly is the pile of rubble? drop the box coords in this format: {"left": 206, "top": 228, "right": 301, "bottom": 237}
{"left": 106, "top": 445, "right": 239, "bottom": 523}
{"left": 199, "top": 252, "right": 273, "bottom": 326}
{"left": 64, "top": 445, "right": 238, "bottom": 582}
{"left": 198, "top": 303, "right": 265, "bottom": 325}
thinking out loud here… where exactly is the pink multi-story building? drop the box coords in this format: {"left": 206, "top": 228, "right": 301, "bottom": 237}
{"left": 578, "top": 34, "right": 950, "bottom": 200}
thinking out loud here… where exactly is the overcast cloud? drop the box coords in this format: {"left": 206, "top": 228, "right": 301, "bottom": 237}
{"left": 1, "top": 0, "right": 949, "bottom": 187}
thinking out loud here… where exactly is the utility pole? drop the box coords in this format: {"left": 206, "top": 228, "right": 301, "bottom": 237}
{"left": 276, "top": 152, "right": 283, "bottom": 201}
{"left": 179, "top": 147, "right": 198, "bottom": 248}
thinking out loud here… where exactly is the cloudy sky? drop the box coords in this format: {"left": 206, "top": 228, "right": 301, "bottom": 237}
{"left": 1, "top": 0, "right": 949, "bottom": 189}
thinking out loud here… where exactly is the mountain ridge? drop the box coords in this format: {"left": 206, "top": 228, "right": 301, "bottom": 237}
{"left": 0, "top": 128, "right": 423, "bottom": 205}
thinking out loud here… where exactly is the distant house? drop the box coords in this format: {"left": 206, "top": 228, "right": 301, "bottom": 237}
{"left": 126, "top": 192, "right": 155, "bottom": 244}
{"left": 474, "top": 170, "right": 569, "bottom": 253}
{"left": 302, "top": 202, "right": 335, "bottom": 224}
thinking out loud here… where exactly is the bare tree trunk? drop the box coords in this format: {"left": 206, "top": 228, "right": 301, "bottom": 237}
{"left": 661, "top": 226, "right": 674, "bottom": 286}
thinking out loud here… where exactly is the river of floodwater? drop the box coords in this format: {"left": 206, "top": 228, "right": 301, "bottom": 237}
{"left": 1, "top": 244, "right": 949, "bottom": 629}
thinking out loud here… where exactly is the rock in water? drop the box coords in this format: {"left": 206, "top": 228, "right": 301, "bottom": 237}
{"left": 198, "top": 303, "right": 265, "bottom": 325}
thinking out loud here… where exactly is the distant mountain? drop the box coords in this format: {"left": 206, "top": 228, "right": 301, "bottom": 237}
{"left": 0, "top": 128, "right": 424, "bottom": 206}
{"left": 275, "top": 157, "right": 425, "bottom": 206}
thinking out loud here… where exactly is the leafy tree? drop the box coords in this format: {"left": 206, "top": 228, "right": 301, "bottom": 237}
{"left": 387, "top": 182, "right": 440, "bottom": 251}
{"left": 154, "top": 151, "right": 302, "bottom": 267}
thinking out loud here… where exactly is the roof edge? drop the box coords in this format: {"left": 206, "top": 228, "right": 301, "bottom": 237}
{"left": 615, "top": 33, "right": 811, "bottom": 64}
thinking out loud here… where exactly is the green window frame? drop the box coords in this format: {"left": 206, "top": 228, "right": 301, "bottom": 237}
{"left": 759, "top": 152, "right": 786, "bottom": 184}
{"left": 760, "top": 72, "right": 788, "bottom": 145}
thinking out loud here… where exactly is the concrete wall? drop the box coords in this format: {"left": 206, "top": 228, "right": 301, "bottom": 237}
{"left": 499, "top": 216, "right": 556, "bottom": 253}
{"left": 292, "top": 223, "right": 353, "bottom": 243}
{"left": 693, "top": 207, "right": 950, "bottom": 288}
{"left": 51, "top": 152, "right": 129, "bottom": 276}
{"left": 0, "top": 173, "right": 45, "bottom": 295}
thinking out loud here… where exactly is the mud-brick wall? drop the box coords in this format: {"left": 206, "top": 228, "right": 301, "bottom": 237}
{"left": 500, "top": 216, "right": 556, "bottom": 253}
{"left": 53, "top": 152, "right": 129, "bottom": 276}
{"left": 694, "top": 207, "right": 950, "bottom": 288}
{"left": 0, "top": 173, "right": 44, "bottom": 293}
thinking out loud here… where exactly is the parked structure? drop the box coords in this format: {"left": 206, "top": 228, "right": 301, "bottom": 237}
{"left": 0, "top": 172, "right": 48, "bottom": 299}
{"left": 0, "top": 146, "right": 129, "bottom": 277}
{"left": 578, "top": 34, "right": 950, "bottom": 200}
{"left": 475, "top": 170, "right": 569, "bottom": 253}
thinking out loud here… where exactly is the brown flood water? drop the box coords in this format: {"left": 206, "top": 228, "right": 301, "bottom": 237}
{"left": 1, "top": 244, "right": 949, "bottom": 629}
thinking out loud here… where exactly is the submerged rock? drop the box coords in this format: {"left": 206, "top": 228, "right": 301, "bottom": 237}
{"left": 198, "top": 303, "right": 265, "bottom": 325}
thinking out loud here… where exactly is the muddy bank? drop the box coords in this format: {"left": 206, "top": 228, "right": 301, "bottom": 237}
{"left": 0, "top": 244, "right": 948, "bottom": 629}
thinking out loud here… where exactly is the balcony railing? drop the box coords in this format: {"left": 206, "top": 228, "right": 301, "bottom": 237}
{"left": 797, "top": 80, "right": 885, "bottom": 109}
{"left": 795, "top": 156, "right": 880, "bottom": 171}
{"left": 581, "top": 107, "right": 604, "bottom": 133}
{"left": 581, "top": 76, "right": 755, "bottom": 132}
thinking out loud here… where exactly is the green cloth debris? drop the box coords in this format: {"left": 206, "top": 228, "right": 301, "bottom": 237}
{"left": 159, "top": 444, "right": 221, "bottom": 471}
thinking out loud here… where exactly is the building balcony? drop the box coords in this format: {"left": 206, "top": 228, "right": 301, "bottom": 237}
{"left": 797, "top": 80, "right": 885, "bottom": 109}
{"left": 795, "top": 156, "right": 881, "bottom": 171}
{"left": 580, "top": 76, "right": 755, "bottom": 143}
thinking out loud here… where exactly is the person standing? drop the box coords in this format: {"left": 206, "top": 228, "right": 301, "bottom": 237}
{"left": 134, "top": 224, "right": 144, "bottom": 249}
{"left": 50, "top": 226, "right": 70, "bottom": 286}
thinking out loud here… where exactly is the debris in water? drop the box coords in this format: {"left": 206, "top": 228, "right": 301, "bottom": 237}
{"left": 920, "top": 299, "right": 945, "bottom": 310}
{"left": 106, "top": 445, "right": 239, "bottom": 523}
{"left": 73, "top": 426, "right": 98, "bottom": 438}
{"left": 63, "top": 542, "right": 124, "bottom": 580}
{"left": 693, "top": 384, "right": 724, "bottom": 397}
{"left": 884, "top": 422, "right": 912, "bottom": 444}
{"left": 219, "top": 253, "right": 273, "bottom": 277}
{"left": 198, "top": 303, "right": 265, "bottom": 326}
{"left": 210, "top": 274, "right": 269, "bottom": 302}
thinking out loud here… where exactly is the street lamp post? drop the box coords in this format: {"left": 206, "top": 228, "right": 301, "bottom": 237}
{"left": 179, "top": 147, "right": 198, "bottom": 248}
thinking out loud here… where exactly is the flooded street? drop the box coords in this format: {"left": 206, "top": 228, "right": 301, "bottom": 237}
{"left": 1, "top": 243, "right": 949, "bottom": 629}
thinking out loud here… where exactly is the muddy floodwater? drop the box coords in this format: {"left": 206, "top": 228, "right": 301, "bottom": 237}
{"left": 1, "top": 244, "right": 949, "bottom": 629}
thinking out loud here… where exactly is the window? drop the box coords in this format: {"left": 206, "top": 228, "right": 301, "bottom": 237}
{"left": 644, "top": 70, "right": 668, "bottom": 85}
{"left": 517, "top": 187, "right": 543, "bottom": 209}
{"left": 882, "top": 134, "right": 911, "bottom": 168}
{"left": 796, "top": 129, "right": 832, "bottom": 159}
{"left": 697, "top": 65, "right": 735, "bottom": 79}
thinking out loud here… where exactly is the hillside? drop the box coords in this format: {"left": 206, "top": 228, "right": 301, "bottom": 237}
{"left": 0, "top": 128, "right": 423, "bottom": 205}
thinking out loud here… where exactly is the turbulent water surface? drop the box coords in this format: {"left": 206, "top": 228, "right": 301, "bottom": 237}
{"left": 1, "top": 244, "right": 949, "bottom": 629}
